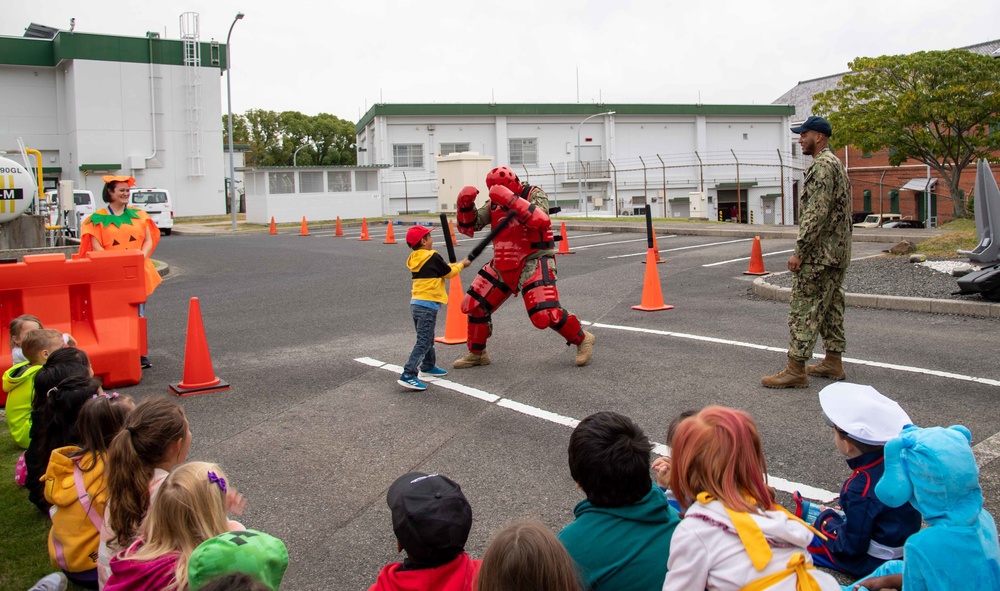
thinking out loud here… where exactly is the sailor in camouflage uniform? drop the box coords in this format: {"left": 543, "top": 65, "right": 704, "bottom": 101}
{"left": 763, "top": 116, "right": 852, "bottom": 389}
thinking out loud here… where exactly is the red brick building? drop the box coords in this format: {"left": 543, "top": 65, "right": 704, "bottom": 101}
{"left": 774, "top": 39, "right": 1000, "bottom": 226}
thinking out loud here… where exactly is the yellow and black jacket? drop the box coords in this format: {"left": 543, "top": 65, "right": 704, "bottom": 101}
{"left": 407, "top": 249, "right": 463, "bottom": 304}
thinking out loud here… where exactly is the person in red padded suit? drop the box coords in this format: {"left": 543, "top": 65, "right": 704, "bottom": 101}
{"left": 453, "top": 166, "right": 595, "bottom": 369}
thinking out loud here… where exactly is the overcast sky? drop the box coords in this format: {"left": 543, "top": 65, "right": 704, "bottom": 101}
{"left": 5, "top": 0, "right": 998, "bottom": 123}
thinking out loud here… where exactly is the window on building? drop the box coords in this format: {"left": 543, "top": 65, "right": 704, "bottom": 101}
{"left": 328, "top": 171, "right": 352, "bottom": 192}
{"left": 440, "top": 142, "right": 470, "bottom": 156}
{"left": 356, "top": 170, "right": 377, "bottom": 191}
{"left": 299, "top": 171, "right": 324, "bottom": 193}
{"left": 860, "top": 151, "right": 872, "bottom": 158}
{"left": 509, "top": 138, "right": 538, "bottom": 166}
{"left": 268, "top": 171, "right": 295, "bottom": 194}
{"left": 393, "top": 144, "right": 423, "bottom": 168}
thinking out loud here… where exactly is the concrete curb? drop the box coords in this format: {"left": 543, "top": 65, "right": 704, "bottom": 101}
{"left": 751, "top": 275, "right": 1000, "bottom": 318}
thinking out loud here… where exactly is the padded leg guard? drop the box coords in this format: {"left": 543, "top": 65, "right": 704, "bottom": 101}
{"left": 521, "top": 258, "right": 585, "bottom": 345}
{"left": 462, "top": 262, "right": 514, "bottom": 352}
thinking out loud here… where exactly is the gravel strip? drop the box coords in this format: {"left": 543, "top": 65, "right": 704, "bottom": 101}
{"left": 764, "top": 254, "right": 993, "bottom": 301}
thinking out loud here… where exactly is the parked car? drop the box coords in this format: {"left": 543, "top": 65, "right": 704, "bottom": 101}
{"left": 853, "top": 213, "right": 903, "bottom": 229}
{"left": 129, "top": 188, "right": 173, "bottom": 235}
{"left": 882, "top": 219, "right": 926, "bottom": 229}
{"left": 851, "top": 211, "right": 873, "bottom": 225}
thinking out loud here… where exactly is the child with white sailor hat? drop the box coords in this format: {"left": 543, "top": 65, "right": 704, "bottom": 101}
{"left": 819, "top": 382, "right": 912, "bottom": 444}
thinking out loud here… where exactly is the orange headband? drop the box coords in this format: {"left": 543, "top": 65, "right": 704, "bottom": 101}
{"left": 102, "top": 175, "right": 136, "bottom": 187}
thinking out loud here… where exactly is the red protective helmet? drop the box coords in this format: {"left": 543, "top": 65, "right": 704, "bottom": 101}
{"left": 485, "top": 166, "right": 521, "bottom": 193}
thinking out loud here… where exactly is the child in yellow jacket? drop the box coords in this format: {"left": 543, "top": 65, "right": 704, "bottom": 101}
{"left": 398, "top": 226, "right": 470, "bottom": 391}
{"left": 45, "top": 392, "right": 133, "bottom": 587}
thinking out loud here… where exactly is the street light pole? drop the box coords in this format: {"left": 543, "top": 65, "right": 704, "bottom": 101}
{"left": 226, "top": 12, "right": 244, "bottom": 231}
{"left": 577, "top": 111, "right": 614, "bottom": 218}
{"left": 293, "top": 144, "right": 310, "bottom": 168}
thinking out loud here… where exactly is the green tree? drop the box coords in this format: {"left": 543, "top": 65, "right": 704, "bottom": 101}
{"left": 222, "top": 113, "right": 249, "bottom": 145}
{"left": 243, "top": 109, "right": 284, "bottom": 166}
{"left": 813, "top": 49, "right": 1000, "bottom": 217}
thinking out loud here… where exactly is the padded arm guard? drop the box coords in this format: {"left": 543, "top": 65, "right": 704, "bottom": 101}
{"left": 488, "top": 185, "right": 551, "bottom": 232}
{"left": 456, "top": 186, "right": 479, "bottom": 237}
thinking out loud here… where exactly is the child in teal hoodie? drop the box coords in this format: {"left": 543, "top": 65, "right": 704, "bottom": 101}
{"left": 558, "top": 411, "right": 680, "bottom": 591}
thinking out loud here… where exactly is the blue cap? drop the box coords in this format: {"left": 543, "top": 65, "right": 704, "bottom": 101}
{"left": 791, "top": 115, "right": 833, "bottom": 137}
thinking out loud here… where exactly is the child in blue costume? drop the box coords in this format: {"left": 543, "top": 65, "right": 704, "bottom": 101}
{"left": 848, "top": 425, "right": 1000, "bottom": 591}
{"left": 799, "top": 383, "right": 921, "bottom": 577}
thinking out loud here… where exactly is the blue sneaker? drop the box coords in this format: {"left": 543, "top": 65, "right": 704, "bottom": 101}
{"left": 419, "top": 366, "right": 448, "bottom": 377}
{"left": 397, "top": 375, "right": 428, "bottom": 391}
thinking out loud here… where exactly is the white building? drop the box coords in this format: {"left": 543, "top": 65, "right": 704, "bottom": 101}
{"left": 0, "top": 17, "right": 227, "bottom": 218}
{"left": 356, "top": 103, "right": 801, "bottom": 224}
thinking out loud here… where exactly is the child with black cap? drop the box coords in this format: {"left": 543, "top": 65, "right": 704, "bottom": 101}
{"left": 398, "top": 226, "right": 471, "bottom": 392}
{"left": 795, "top": 382, "right": 922, "bottom": 578}
{"left": 369, "top": 472, "right": 480, "bottom": 591}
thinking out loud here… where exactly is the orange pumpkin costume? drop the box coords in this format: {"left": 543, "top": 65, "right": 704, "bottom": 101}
{"left": 78, "top": 207, "right": 161, "bottom": 296}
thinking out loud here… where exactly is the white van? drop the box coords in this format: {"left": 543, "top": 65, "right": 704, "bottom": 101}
{"left": 129, "top": 188, "right": 174, "bottom": 235}
{"left": 43, "top": 189, "right": 96, "bottom": 236}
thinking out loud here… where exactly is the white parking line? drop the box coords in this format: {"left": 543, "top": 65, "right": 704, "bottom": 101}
{"left": 559, "top": 232, "right": 614, "bottom": 240}
{"left": 355, "top": 356, "right": 839, "bottom": 501}
{"left": 583, "top": 321, "right": 1000, "bottom": 387}
{"left": 574, "top": 238, "right": 651, "bottom": 250}
{"left": 702, "top": 249, "right": 795, "bottom": 267}
{"left": 606, "top": 238, "right": 753, "bottom": 259}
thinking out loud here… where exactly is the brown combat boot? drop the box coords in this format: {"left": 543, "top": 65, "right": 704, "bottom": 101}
{"left": 453, "top": 350, "right": 491, "bottom": 369}
{"left": 575, "top": 331, "right": 596, "bottom": 366}
{"left": 806, "top": 351, "right": 846, "bottom": 380}
{"left": 761, "top": 357, "right": 809, "bottom": 389}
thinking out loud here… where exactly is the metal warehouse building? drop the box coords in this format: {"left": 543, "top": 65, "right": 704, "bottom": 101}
{"left": 0, "top": 16, "right": 227, "bottom": 217}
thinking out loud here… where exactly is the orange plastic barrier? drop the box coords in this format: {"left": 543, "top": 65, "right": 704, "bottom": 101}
{"left": 0, "top": 251, "right": 147, "bottom": 387}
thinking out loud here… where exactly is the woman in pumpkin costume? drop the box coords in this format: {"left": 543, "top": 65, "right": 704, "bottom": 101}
{"left": 78, "top": 176, "right": 161, "bottom": 368}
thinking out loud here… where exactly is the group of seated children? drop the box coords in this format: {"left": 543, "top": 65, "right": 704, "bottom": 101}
{"left": 369, "top": 383, "right": 1000, "bottom": 591}
{"left": 5, "top": 315, "right": 289, "bottom": 591}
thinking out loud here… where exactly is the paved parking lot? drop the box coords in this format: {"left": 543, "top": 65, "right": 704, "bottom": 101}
{"left": 127, "top": 224, "right": 1000, "bottom": 590}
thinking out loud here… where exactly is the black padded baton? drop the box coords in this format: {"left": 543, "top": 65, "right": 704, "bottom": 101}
{"left": 439, "top": 213, "right": 457, "bottom": 263}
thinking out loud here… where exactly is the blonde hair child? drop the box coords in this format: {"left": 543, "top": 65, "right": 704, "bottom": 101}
{"left": 661, "top": 406, "right": 841, "bottom": 591}
{"left": 98, "top": 397, "right": 191, "bottom": 588}
{"left": 105, "top": 462, "right": 233, "bottom": 591}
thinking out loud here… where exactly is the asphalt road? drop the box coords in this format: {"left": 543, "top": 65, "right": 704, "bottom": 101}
{"left": 124, "top": 226, "right": 1000, "bottom": 590}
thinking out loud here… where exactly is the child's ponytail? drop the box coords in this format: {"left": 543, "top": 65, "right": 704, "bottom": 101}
{"left": 106, "top": 396, "right": 187, "bottom": 547}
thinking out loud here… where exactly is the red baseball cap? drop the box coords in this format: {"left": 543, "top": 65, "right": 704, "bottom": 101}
{"left": 406, "top": 225, "right": 432, "bottom": 248}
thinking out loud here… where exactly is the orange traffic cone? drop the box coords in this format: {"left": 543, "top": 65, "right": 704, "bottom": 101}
{"left": 384, "top": 221, "right": 397, "bottom": 244}
{"left": 556, "top": 221, "right": 575, "bottom": 255}
{"left": 449, "top": 219, "right": 458, "bottom": 243}
{"left": 170, "top": 297, "right": 231, "bottom": 396}
{"left": 632, "top": 248, "right": 674, "bottom": 311}
{"left": 269, "top": 216, "right": 277, "bottom": 235}
{"left": 335, "top": 216, "right": 344, "bottom": 237}
{"left": 744, "top": 236, "right": 769, "bottom": 275}
{"left": 435, "top": 275, "right": 468, "bottom": 345}
{"left": 299, "top": 216, "right": 309, "bottom": 236}
{"left": 652, "top": 232, "right": 665, "bottom": 264}
{"left": 359, "top": 218, "right": 371, "bottom": 241}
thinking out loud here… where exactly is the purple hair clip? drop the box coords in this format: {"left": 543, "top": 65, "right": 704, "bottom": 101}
{"left": 207, "top": 471, "right": 227, "bottom": 494}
